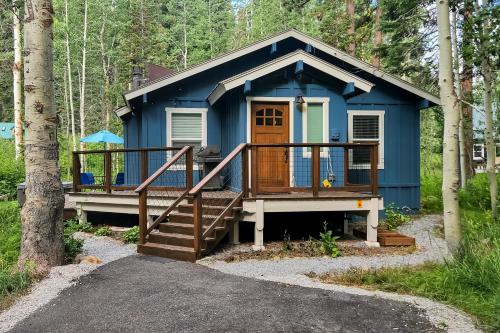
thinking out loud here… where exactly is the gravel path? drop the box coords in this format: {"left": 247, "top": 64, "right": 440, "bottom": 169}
{"left": 0, "top": 233, "right": 136, "bottom": 333}
{"left": 199, "top": 215, "right": 479, "bottom": 332}
{"left": 199, "top": 214, "right": 450, "bottom": 277}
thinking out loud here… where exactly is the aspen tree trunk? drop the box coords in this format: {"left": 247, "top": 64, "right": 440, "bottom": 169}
{"left": 480, "top": 0, "right": 497, "bottom": 218}
{"left": 437, "top": 0, "right": 461, "bottom": 251}
{"left": 64, "top": 0, "right": 76, "bottom": 151}
{"left": 79, "top": 0, "right": 88, "bottom": 151}
{"left": 371, "top": 5, "right": 382, "bottom": 68}
{"left": 346, "top": 0, "right": 355, "bottom": 56}
{"left": 20, "top": 0, "right": 64, "bottom": 270}
{"left": 99, "top": 21, "right": 111, "bottom": 131}
{"left": 461, "top": 0, "right": 474, "bottom": 178}
{"left": 13, "top": 4, "right": 23, "bottom": 160}
{"left": 451, "top": 10, "right": 466, "bottom": 188}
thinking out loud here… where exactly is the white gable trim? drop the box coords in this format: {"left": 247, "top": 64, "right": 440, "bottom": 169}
{"left": 124, "top": 29, "right": 440, "bottom": 105}
{"left": 208, "top": 50, "right": 373, "bottom": 105}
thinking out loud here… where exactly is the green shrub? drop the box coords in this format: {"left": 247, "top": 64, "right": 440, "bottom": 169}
{"left": 320, "top": 210, "right": 500, "bottom": 331}
{"left": 460, "top": 173, "right": 500, "bottom": 211}
{"left": 122, "top": 226, "right": 139, "bottom": 244}
{"left": 319, "top": 223, "right": 341, "bottom": 258}
{"left": 0, "top": 141, "right": 24, "bottom": 200}
{"left": 94, "top": 225, "right": 112, "bottom": 237}
{"left": 382, "top": 203, "right": 411, "bottom": 230}
{"left": 64, "top": 219, "right": 94, "bottom": 234}
{"left": 64, "top": 233, "right": 84, "bottom": 263}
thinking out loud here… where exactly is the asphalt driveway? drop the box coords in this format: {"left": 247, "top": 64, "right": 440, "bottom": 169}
{"left": 11, "top": 255, "right": 440, "bottom": 333}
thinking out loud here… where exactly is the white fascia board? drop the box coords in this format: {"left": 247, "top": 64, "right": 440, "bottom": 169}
{"left": 114, "top": 105, "right": 130, "bottom": 118}
{"left": 125, "top": 29, "right": 440, "bottom": 106}
{"left": 208, "top": 50, "right": 374, "bottom": 105}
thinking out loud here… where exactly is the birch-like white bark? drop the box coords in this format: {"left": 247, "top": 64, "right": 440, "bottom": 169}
{"left": 451, "top": 10, "right": 466, "bottom": 188}
{"left": 13, "top": 4, "right": 23, "bottom": 160}
{"left": 437, "top": 0, "right": 461, "bottom": 251}
{"left": 78, "top": 0, "right": 88, "bottom": 151}
{"left": 20, "top": 0, "right": 64, "bottom": 270}
{"left": 480, "top": 0, "right": 497, "bottom": 218}
{"left": 64, "top": 0, "right": 76, "bottom": 151}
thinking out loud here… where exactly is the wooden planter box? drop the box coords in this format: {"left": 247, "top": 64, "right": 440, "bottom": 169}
{"left": 353, "top": 228, "right": 415, "bottom": 247}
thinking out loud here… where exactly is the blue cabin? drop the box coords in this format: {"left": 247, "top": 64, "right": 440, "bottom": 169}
{"left": 72, "top": 29, "right": 439, "bottom": 260}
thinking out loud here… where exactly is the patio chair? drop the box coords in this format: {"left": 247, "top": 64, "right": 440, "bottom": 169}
{"left": 114, "top": 172, "right": 124, "bottom": 185}
{"left": 80, "top": 172, "right": 95, "bottom": 185}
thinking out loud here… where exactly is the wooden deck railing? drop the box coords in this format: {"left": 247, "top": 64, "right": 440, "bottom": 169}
{"left": 72, "top": 147, "right": 182, "bottom": 193}
{"left": 188, "top": 143, "right": 248, "bottom": 255}
{"left": 134, "top": 146, "right": 193, "bottom": 244}
{"left": 247, "top": 142, "right": 379, "bottom": 196}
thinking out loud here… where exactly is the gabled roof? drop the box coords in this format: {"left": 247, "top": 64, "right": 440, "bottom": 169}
{"left": 123, "top": 29, "right": 440, "bottom": 105}
{"left": 207, "top": 50, "right": 374, "bottom": 105}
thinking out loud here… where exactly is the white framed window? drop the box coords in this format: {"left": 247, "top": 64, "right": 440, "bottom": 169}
{"left": 347, "top": 110, "right": 384, "bottom": 169}
{"left": 302, "top": 97, "right": 329, "bottom": 158}
{"left": 166, "top": 108, "right": 207, "bottom": 165}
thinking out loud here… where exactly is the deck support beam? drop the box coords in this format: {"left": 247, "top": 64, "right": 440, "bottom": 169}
{"left": 365, "top": 197, "right": 380, "bottom": 247}
{"left": 252, "top": 200, "right": 265, "bottom": 251}
{"left": 229, "top": 221, "right": 240, "bottom": 245}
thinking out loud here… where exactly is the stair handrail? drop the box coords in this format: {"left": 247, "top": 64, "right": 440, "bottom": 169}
{"left": 135, "top": 146, "right": 193, "bottom": 244}
{"left": 189, "top": 143, "right": 248, "bottom": 256}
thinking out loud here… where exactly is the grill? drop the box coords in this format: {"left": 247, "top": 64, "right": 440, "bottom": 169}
{"left": 196, "top": 145, "right": 224, "bottom": 190}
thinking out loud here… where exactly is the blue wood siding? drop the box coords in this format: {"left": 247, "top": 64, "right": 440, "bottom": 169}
{"left": 122, "top": 37, "right": 423, "bottom": 210}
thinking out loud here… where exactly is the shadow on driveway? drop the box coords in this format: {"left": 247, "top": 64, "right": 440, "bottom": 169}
{"left": 11, "top": 255, "right": 440, "bottom": 333}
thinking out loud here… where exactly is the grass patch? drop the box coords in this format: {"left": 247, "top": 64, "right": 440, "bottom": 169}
{"left": 0, "top": 202, "right": 35, "bottom": 309}
{"left": 311, "top": 209, "right": 500, "bottom": 332}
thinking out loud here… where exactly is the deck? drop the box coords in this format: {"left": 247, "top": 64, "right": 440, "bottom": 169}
{"left": 70, "top": 143, "right": 383, "bottom": 260}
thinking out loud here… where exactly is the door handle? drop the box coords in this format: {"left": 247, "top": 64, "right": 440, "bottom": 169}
{"left": 284, "top": 148, "right": 289, "bottom": 163}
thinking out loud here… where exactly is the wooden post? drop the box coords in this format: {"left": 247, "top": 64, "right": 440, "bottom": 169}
{"left": 242, "top": 146, "right": 249, "bottom": 198}
{"left": 138, "top": 190, "right": 147, "bottom": 245}
{"left": 192, "top": 192, "right": 203, "bottom": 257}
{"left": 186, "top": 147, "right": 193, "bottom": 190}
{"left": 312, "top": 146, "right": 320, "bottom": 197}
{"left": 104, "top": 151, "right": 112, "bottom": 193}
{"left": 140, "top": 150, "right": 148, "bottom": 183}
{"left": 370, "top": 144, "right": 379, "bottom": 195}
{"left": 72, "top": 152, "right": 81, "bottom": 192}
{"left": 344, "top": 147, "right": 350, "bottom": 187}
{"left": 251, "top": 146, "right": 258, "bottom": 196}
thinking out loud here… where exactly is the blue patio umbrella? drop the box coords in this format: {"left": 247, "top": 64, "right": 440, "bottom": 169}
{"left": 80, "top": 130, "right": 123, "bottom": 144}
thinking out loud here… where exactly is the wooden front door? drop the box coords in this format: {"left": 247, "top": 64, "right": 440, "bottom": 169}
{"left": 251, "top": 102, "right": 290, "bottom": 193}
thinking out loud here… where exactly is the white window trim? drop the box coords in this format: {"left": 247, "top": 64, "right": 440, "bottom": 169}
{"left": 301, "top": 97, "right": 329, "bottom": 158}
{"left": 347, "top": 110, "right": 385, "bottom": 169}
{"left": 166, "top": 107, "right": 208, "bottom": 170}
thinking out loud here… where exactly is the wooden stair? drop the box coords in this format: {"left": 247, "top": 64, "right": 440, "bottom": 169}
{"left": 137, "top": 196, "right": 241, "bottom": 262}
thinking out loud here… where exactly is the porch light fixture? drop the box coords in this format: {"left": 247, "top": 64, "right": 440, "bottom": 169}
{"left": 295, "top": 94, "right": 305, "bottom": 105}
{"left": 295, "top": 94, "right": 306, "bottom": 112}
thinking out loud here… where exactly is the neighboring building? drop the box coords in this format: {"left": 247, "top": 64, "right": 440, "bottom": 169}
{"left": 0, "top": 122, "right": 15, "bottom": 140}
{"left": 71, "top": 29, "right": 439, "bottom": 260}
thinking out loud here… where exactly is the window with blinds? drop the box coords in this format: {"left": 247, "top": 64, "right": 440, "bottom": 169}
{"left": 352, "top": 115, "right": 379, "bottom": 140}
{"left": 171, "top": 113, "right": 202, "bottom": 151}
{"left": 302, "top": 99, "right": 329, "bottom": 157}
{"left": 348, "top": 110, "right": 384, "bottom": 168}
{"left": 307, "top": 103, "right": 324, "bottom": 143}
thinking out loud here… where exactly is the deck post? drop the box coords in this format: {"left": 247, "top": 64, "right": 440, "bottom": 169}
{"left": 104, "top": 151, "right": 112, "bottom": 193}
{"left": 229, "top": 221, "right": 240, "bottom": 245}
{"left": 138, "top": 190, "right": 147, "bottom": 245}
{"left": 242, "top": 146, "right": 249, "bottom": 198}
{"left": 192, "top": 192, "right": 203, "bottom": 257}
{"left": 312, "top": 146, "right": 320, "bottom": 197}
{"left": 186, "top": 147, "right": 193, "bottom": 190}
{"left": 365, "top": 197, "right": 380, "bottom": 247}
{"left": 370, "top": 144, "right": 378, "bottom": 195}
{"left": 252, "top": 200, "right": 265, "bottom": 251}
{"left": 140, "top": 150, "right": 148, "bottom": 183}
{"left": 72, "top": 152, "right": 81, "bottom": 192}
{"left": 251, "top": 146, "right": 258, "bottom": 196}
